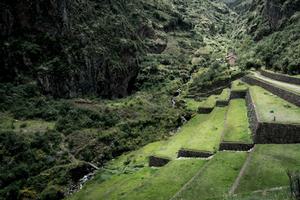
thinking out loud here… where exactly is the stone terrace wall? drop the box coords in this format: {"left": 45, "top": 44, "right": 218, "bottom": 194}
{"left": 245, "top": 89, "right": 300, "bottom": 144}
{"left": 198, "top": 107, "right": 214, "bottom": 114}
{"left": 149, "top": 156, "right": 170, "bottom": 167}
{"left": 245, "top": 91, "right": 259, "bottom": 138}
{"left": 260, "top": 69, "right": 300, "bottom": 85}
{"left": 242, "top": 76, "right": 300, "bottom": 106}
{"left": 178, "top": 149, "right": 214, "bottom": 158}
{"left": 255, "top": 122, "right": 300, "bottom": 144}
{"left": 216, "top": 100, "right": 229, "bottom": 107}
{"left": 219, "top": 142, "right": 254, "bottom": 151}
{"left": 230, "top": 90, "right": 247, "bottom": 99}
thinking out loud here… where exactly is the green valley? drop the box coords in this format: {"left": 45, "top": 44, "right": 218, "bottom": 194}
{"left": 0, "top": 0, "right": 300, "bottom": 200}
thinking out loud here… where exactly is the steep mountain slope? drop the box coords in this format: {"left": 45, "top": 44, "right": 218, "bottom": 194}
{"left": 232, "top": 0, "right": 300, "bottom": 74}
{"left": 0, "top": 0, "right": 186, "bottom": 98}
{"left": 0, "top": 0, "right": 237, "bottom": 199}
{"left": 1, "top": 0, "right": 299, "bottom": 200}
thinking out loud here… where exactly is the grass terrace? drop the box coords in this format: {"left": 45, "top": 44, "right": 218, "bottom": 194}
{"left": 199, "top": 95, "right": 219, "bottom": 108}
{"left": 69, "top": 159, "right": 206, "bottom": 200}
{"left": 173, "top": 152, "right": 248, "bottom": 200}
{"left": 106, "top": 141, "right": 167, "bottom": 170}
{"left": 184, "top": 98, "right": 203, "bottom": 111}
{"left": 219, "top": 88, "right": 231, "bottom": 101}
{"left": 0, "top": 113, "right": 55, "bottom": 133}
{"left": 235, "top": 144, "right": 300, "bottom": 194}
{"left": 231, "top": 80, "right": 248, "bottom": 91}
{"left": 199, "top": 89, "right": 230, "bottom": 108}
{"left": 226, "top": 187, "right": 291, "bottom": 200}
{"left": 249, "top": 86, "right": 300, "bottom": 124}
{"left": 223, "top": 99, "right": 252, "bottom": 143}
{"left": 154, "top": 107, "right": 227, "bottom": 158}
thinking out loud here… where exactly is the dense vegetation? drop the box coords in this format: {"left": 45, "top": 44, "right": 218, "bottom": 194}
{"left": 231, "top": 0, "right": 300, "bottom": 74}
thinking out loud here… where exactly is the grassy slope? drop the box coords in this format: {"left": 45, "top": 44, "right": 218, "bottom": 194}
{"left": 155, "top": 107, "right": 227, "bottom": 158}
{"left": 199, "top": 95, "right": 219, "bottom": 108}
{"left": 174, "top": 152, "right": 248, "bottom": 200}
{"left": 69, "top": 159, "right": 206, "bottom": 200}
{"left": 122, "top": 160, "right": 206, "bottom": 200}
{"left": 220, "top": 88, "right": 231, "bottom": 101}
{"left": 0, "top": 113, "right": 55, "bottom": 133}
{"left": 106, "top": 141, "right": 166, "bottom": 169}
{"left": 226, "top": 187, "right": 291, "bottom": 200}
{"left": 223, "top": 99, "right": 252, "bottom": 143}
{"left": 183, "top": 107, "right": 227, "bottom": 151}
{"left": 250, "top": 86, "right": 300, "bottom": 124}
{"left": 231, "top": 80, "right": 248, "bottom": 91}
{"left": 235, "top": 144, "right": 300, "bottom": 194}
{"left": 184, "top": 98, "right": 203, "bottom": 111}
{"left": 199, "top": 89, "right": 230, "bottom": 108}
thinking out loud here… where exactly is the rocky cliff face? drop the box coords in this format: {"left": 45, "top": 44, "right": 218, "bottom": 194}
{"left": 232, "top": 0, "right": 300, "bottom": 74}
{"left": 245, "top": 0, "right": 300, "bottom": 40}
{"left": 0, "top": 0, "right": 174, "bottom": 98}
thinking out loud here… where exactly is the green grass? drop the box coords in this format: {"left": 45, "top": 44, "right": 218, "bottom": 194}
{"left": 182, "top": 107, "right": 227, "bottom": 151}
{"left": 231, "top": 80, "right": 248, "bottom": 91}
{"left": 106, "top": 141, "right": 166, "bottom": 169}
{"left": 235, "top": 144, "right": 300, "bottom": 194}
{"left": 184, "top": 98, "right": 203, "bottom": 111}
{"left": 154, "top": 107, "right": 227, "bottom": 158}
{"left": 121, "top": 159, "right": 206, "bottom": 200}
{"left": 226, "top": 187, "right": 292, "bottom": 200}
{"left": 199, "top": 89, "right": 230, "bottom": 108}
{"left": 219, "top": 88, "right": 230, "bottom": 101}
{"left": 199, "top": 95, "right": 219, "bottom": 108}
{"left": 250, "top": 86, "right": 300, "bottom": 124}
{"left": 0, "top": 113, "right": 55, "bottom": 133}
{"left": 69, "top": 159, "right": 206, "bottom": 200}
{"left": 173, "top": 152, "right": 248, "bottom": 200}
{"left": 223, "top": 99, "right": 252, "bottom": 143}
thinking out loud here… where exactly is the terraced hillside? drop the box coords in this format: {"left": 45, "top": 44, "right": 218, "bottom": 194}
{"left": 68, "top": 71, "right": 300, "bottom": 200}
{"left": 1, "top": 0, "right": 300, "bottom": 200}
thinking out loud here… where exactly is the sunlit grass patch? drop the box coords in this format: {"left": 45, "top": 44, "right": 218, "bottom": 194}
{"left": 250, "top": 86, "right": 300, "bottom": 124}
{"left": 174, "top": 152, "right": 248, "bottom": 200}
{"left": 235, "top": 144, "right": 300, "bottom": 194}
{"left": 223, "top": 99, "right": 252, "bottom": 143}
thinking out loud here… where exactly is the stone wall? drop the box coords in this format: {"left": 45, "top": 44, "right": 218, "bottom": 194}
{"left": 219, "top": 142, "right": 254, "bottom": 151}
{"left": 255, "top": 122, "right": 300, "bottom": 144}
{"left": 178, "top": 149, "right": 214, "bottom": 158}
{"left": 245, "top": 91, "right": 260, "bottom": 139}
{"left": 260, "top": 70, "right": 300, "bottom": 85}
{"left": 216, "top": 100, "right": 229, "bottom": 107}
{"left": 149, "top": 156, "right": 170, "bottom": 167}
{"left": 242, "top": 76, "right": 300, "bottom": 106}
{"left": 245, "top": 89, "right": 300, "bottom": 144}
{"left": 198, "top": 107, "right": 214, "bottom": 114}
{"left": 230, "top": 90, "right": 247, "bottom": 99}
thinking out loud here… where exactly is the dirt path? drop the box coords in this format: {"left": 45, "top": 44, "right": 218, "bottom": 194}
{"left": 229, "top": 145, "right": 256, "bottom": 195}
{"left": 253, "top": 72, "right": 300, "bottom": 94}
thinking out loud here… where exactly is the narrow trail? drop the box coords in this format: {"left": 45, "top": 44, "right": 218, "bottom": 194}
{"left": 229, "top": 145, "right": 256, "bottom": 195}
{"left": 252, "top": 72, "right": 300, "bottom": 94}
